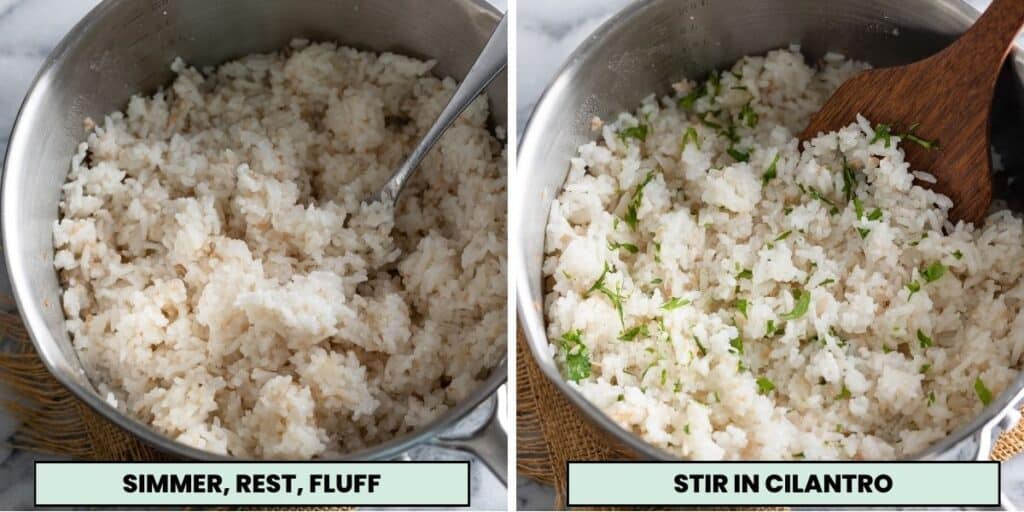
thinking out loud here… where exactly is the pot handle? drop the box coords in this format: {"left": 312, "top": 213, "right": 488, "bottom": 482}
{"left": 430, "top": 393, "right": 508, "bottom": 487}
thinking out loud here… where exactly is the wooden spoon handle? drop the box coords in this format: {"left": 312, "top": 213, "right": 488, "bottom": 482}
{"left": 939, "top": 0, "right": 1024, "bottom": 80}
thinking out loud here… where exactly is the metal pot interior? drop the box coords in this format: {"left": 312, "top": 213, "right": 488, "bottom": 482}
{"left": 2, "top": 0, "right": 507, "bottom": 460}
{"left": 515, "top": 0, "right": 1024, "bottom": 460}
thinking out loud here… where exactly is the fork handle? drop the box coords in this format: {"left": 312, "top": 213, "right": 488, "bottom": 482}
{"left": 375, "top": 14, "right": 508, "bottom": 206}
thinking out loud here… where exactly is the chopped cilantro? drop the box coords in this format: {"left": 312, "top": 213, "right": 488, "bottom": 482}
{"left": 756, "top": 376, "right": 776, "bottom": 395}
{"left": 857, "top": 227, "right": 871, "bottom": 239}
{"left": 906, "top": 281, "right": 921, "bottom": 296}
{"left": 818, "top": 278, "right": 835, "bottom": 287}
{"left": 558, "top": 329, "right": 591, "bottom": 382}
{"left": 762, "top": 152, "right": 780, "bottom": 186}
{"left": 780, "top": 289, "right": 811, "bottom": 320}
{"left": 736, "top": 298, "right": 749, "bottom": 318}
{"left": 661, "top": 297, "right": 691, "bottom": 310}
{"left": 681, "top": 126, "right": 700, "bottom": 149}
{"left": 835, "top": 386, "right": 851, "bottom": 400}
{"left": 727, "top": 146, "right": 750, "bottom": 162}
{"left": 921, "top": 261, "right": 946, "bottom": 283}
{"left": 674, "top": 381, "right": 683, "bottom": 393}
{"left": 740, "top": 103, "right": 759, "bottom": 127}
{"left": 693, "top": 336, "right": 708, "bottom": 357}
{"left": 882, "top": 344, "right": 893, "bottom": 354}
{"left": 917, "top": 329, "right": 933, "bottom": 348}
{"left": 975, "top": 377, "right": 993, "bottom": 406}
{"left": 774, "top": 230, "right": 792, "bottom": 242}
{"left": 841, "top": 158, "right": 856, "bottom": 202}
{"left": 623, "top": 169, "right": 657, "bottom": 231}
{"left": 953, "top": 250, "right": 964, "bottom": 260}
{"left": 607, "top": 240, "right": 639, "bottom": 253}
{"left": 737, "top": 268, "right": 753, "bottom": 280}
{"left": 618, "top": 325, "right": 649, "bottom": 341}
{"left": 853, "top": 196, "right": 865, "bottom": 218}
{"left": 927, "top": 391, "right": 936, "bottom": 406}
{"left": 585, "top": 262, "right": 626, "bottom": 324}
{"left": 618, "top": 124, "right": 648, "bottom": 143}
{"left": 871, "top": 123, "right": 893, "bottom": 147}
{"left": 730, "top": 337, "right": 744, "bottom": 355}
{"left": 867, "top": 208, "right": 883, "bottom": 221}
{"left": 920, "top": 363, "right": 932, "bottom": 374}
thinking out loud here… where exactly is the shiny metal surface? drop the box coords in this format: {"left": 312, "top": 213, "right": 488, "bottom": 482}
{"left": 515, "top": 0, "right": 1024, "bottom": 462}
{"left": 2, "top": 0, "right": 507, "bottom": 462}
{"left": 377, "top": 15, "right": 507, "bottom": 206}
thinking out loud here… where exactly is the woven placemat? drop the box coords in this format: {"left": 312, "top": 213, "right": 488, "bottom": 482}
{"left": 516, "top": 328, "right": 1024, "bottom": 509}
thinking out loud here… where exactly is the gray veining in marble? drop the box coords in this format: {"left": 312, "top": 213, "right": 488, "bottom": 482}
{"left": 0, "top": 0, "right": 507, "bottom": 509}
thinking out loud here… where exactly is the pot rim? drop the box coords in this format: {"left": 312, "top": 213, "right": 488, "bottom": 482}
{"left": 514, "top": 0, "right": 1024, "bottom": 461}
{"left": 2, "top": 0, "right": 507, "bottom": 461}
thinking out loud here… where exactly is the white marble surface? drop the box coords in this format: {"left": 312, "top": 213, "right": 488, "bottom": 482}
{"left": 0, "top": 0, "right": 507, "bottom": 509}
{"left": 515, "top": 0, "right": 1024, "bottom": 510}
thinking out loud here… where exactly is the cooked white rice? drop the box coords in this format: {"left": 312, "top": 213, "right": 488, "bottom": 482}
{"left": 53, "top": 40, "right": 506, "bottom": 458}
{"left": 544, "top": 47, "right": 1024, "bottom": 459}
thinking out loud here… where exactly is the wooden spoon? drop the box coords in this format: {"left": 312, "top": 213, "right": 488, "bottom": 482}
{"left": 800, "top": 0, "right": 1024, "bottom": 224}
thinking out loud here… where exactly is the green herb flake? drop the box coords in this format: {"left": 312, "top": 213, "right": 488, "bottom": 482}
{"left": 624, "top": 169, "right": 657, "bottom": 231}
{"left": 618, "top": 325, "right": 649, "bottom": 342}
{"left": 904, "top": 132, "right": 939, "bottom": 150}
{"left": 975, "top": 377, "right": 993, "bottom": 406}
{"left": 762, "top": 153, "right": 780, "bottom": 186}
{"left": 727, "top": 146, "right": 751, "bottom": 163}
{"left": 927, "top": 391, "right": 936, "bottom": 406}
{"left": 780, "top": 289, "right": 811, "bottom": 320}
{"left": 906, "top": 281, "right": 921, "bottom": 296}
{"left": 678, "top": 88, "right": 701, "bottom": 110}
{"left": 774, "top": 230, "right": 792, "bottom": 242}
{"left": 729, "top": 337, "right": 744, "bottom": 355}
{"left": 835, "top": 385, "right": 852, "bottom": 400}
{"left": 765, "top": 319, "right": 777, "bottom": 337}
{"left": 853, "top": 196, "right": 865, "bottom": 219}
{"left": 756, "top": 376, "right": 776, "bottom": 395}
{"left": 917, "top": 329, "right": 933, "bottom": 349}
{"left": 842, "top": 159, "right": 856, "bottom": 203}
{"left": 617, "top": 394, "right": 625, "bottom": 401}
{"left": 651, "top": 278, "right": 663, "bottom": 285}
{"left": 585, "top": 262, "right": 626, "bottom": 325}
{"left": 607, "top": 240, "right": 639, "bottom": 254}
{"left": 661, "top": 368, "right": 668, "bottom": 386}
{"left": 857, "top": 227, "right": 871, "bottom": 239}
{"left": 871, "top": 123, "right": 893, "bottom": 147}
{"left": 681, "top": 126, "right": 700, "bottom": 149}
{"left": 740, "top": 103, "right": 759, "bottom": 128}
{"left": 736, "top": 298, "right": 749, "bottom": 318}
{"left": 867, "top": 208, "right": 883, "bottom": 221}
{"left": 882, "top": 344, "right": 893, "bottom": 354}
{"left": 694, "top": 336, "right": 708, "bottom": 357}
{"left": 661, "top": 297, "right": 691, "bottom": 311}
{"left": 921, "top": 261, "right": 946, "bottom": 283}
{"left": 558, "top": 329, "right": 591, "bottom": 382}
{"left": 684, "top": 423, "right": 691, "bottom": 435}
{"left": 737, "top": 268, "right": 753, "bottom": 280}
{"left": 920, "top": 363, "right": 932, "bottom": 374}
{"left": 674, "top": 381, "right": 683, "bottom": 393}
{"left": 793, "top": 452, "right": 806, "bottom": 459}
{"left": 818, "top": 278, "right": 835, "bottom": 287}
{"left": 953, "top": 250, "right": 964, "bottom": 260}
{"left": 618, "top": 124, "right": 648, "bottom": 143}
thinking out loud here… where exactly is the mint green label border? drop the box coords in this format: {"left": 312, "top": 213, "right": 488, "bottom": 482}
{"left": 567, "top": 461, "right": 1000, "bottom": 507}
{"left": 35, "top": 461, "right": 469, "bottom": 506}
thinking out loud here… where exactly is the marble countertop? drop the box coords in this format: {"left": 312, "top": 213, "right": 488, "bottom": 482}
{"left": 515, "top": 0, "right": 1024, "bottom": 510}
{"left": 0, "top": 0, "right": 507, "bottom": 509}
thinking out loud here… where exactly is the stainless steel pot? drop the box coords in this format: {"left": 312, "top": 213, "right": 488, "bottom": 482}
{"left": 516, "top": 0, "right": 1024, "bottom": 467}
{"left": 1, "top": 0, "right": 507, "bottom": 481}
